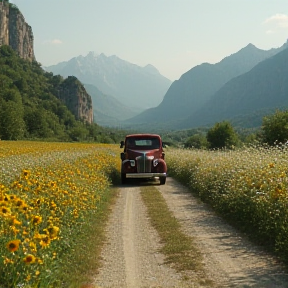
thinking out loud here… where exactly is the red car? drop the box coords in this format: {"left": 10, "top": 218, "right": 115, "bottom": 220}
{"left": 120, "top": 134, "right": 167, "bottom": 185}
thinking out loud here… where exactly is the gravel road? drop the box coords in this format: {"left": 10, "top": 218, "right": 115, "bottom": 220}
{"left": 93, "top": 177, "right": 288, "bottom": 288}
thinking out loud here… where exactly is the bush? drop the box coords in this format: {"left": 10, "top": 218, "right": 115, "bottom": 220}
{"left": 184, "top": 134, "right": 208, "bottom": 149}
{"left": 207, "top": 121, "right": 239, "bottom": 149}
{"left": 261, "top": 110, "right": 288, "bottom": 145}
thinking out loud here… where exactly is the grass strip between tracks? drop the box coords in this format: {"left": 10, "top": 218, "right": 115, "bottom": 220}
{"left": 140, "top": 186, "right": 213, "bottom": 286}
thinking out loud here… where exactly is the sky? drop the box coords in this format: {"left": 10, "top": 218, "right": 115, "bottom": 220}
{"left": 11, "top": 0, "right": 288, "bottom": 81}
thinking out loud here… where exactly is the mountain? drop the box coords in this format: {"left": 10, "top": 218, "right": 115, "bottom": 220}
{"left": 45, "top": 52, "right": 172, "bottom": 112}
{"left": 178, "top": 46, "right": 288, "bottom": 129}
{"left": 127, "top": 41, "right": 288, "bottom": 128}
{"left": 84, "top": 84, "right": 138, "bottom": 126}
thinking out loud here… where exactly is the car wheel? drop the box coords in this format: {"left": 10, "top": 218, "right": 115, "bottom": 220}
{"left": 159, "top": 176, "right": 166, "bottom": 185}
{"left": 121, "top": 173, "right": 127, "bottom": 184}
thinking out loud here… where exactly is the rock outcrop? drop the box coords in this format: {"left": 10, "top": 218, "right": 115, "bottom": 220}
{"left": 58, "top": 76, "right": 94, "bottom": 124}
{"left": 0, "top": 1, "right": 35, "bottom": 61}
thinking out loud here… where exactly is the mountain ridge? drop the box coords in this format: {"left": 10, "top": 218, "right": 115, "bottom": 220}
{"left": 179, "top": 46, "right": 288, "bottom": 129}
{"left": 45, "top": 52, "right": 172, "bottom": 112}
{"left": 126, "top": 40, "right": 288, "bottom": 128}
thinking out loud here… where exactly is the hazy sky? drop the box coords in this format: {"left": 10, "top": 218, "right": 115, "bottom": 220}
{"left": 12, "top": 0, "right": 288, "bottom": 80}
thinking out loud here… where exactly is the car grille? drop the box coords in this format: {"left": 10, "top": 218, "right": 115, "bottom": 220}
{"left": 137, "top": 156, "right": 152, "bottom": 173}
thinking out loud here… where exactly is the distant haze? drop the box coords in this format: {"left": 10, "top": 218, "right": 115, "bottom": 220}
{"left": 13, "top": 0, "right": 288, "bottom": 80}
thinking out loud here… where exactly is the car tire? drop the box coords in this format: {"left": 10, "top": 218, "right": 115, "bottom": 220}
{"left": 121, "top": 173, "right": 127, "bottom": 184}
{"left": 160, "top": 176, "right": 166, "bottom": 185}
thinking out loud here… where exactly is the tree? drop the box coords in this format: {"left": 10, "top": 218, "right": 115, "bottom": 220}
{"left": 69, "top": 123, "right": 89, "bottom": 141}
{"left": 184, "top": 134, "right": 208, "bottom": 149}
{"left": 207, "top": 121, "right": 239, "bottom": 149}
{"left": 0, "top": 100, "right": 25, "bottom": 140}
{"left": 261, "top": 110, "right": 288, "bottom": 145}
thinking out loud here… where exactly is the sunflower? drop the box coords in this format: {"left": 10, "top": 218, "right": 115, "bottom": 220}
{"left": 22, "top": 169, "right": 31, "bottom": 179}
{"left": 23, "top": 254, "right": 36, "bottom": 264}
{"left": 0, "top": 206, "right": 11, "bottom": 217}
{"left": 20, "top": 205, "right": 29, "bottom": 213}
{"left": 45, "top": 225, "right": 60, "bottom": 239}
{"left": 39, "top": 235, "right": 51, "bottom": 248}
{"left": 32, "top": 215, "right": 42, "bottom": 225}
{"left": 15, "top": 199, "right": 25, "bottom": 208}
{"left": 6, "top": 239, "right": 21, "bottom": 252}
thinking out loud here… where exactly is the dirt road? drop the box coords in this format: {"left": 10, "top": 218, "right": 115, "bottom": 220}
{"left": 93, "top": 177, "right": 288, "bottom": 288}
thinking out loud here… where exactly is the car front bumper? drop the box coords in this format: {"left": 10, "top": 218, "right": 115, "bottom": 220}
{"left": 126, "top": 172, "right": 167, "bottom": 179}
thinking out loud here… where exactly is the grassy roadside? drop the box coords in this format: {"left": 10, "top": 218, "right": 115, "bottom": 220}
{"left": 58, "top": 187, "right": 119, "bottom": 288}
{"left": 140, "top": 186, "right": 213, "bottom": 286}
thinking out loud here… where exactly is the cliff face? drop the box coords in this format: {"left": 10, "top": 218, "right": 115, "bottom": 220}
{"left": 0, "top": 2, "right": 94, "bottom": 124}
{"left": 58, "top": 76, "right": 94, "bottom": 124}
{"left": 0, "top": 2, "right": 35, "bottom": 61}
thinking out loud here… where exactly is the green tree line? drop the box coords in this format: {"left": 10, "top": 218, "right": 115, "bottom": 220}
{"left": 184, "top": 110, "right": 288, "bottom": 149}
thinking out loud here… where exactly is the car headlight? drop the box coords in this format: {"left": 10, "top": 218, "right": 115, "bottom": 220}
{"left": 130, "top": 160, "right": 135, "bottom": 167}
{"left": 153, "top": 159, "right": 159, "bottom": 167}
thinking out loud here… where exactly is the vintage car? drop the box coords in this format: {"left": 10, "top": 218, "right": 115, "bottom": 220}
{"left": 120, "top": 134, "right": 167, "bottom": 185}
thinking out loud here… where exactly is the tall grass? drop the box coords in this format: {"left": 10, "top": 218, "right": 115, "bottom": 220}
{"left": 166, "top": 145, "right": 288, "bottom": 262}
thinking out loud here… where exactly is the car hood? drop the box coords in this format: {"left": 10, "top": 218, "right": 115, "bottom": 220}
{"left": 126, "top": 149, "right": 162, "bottom": 159}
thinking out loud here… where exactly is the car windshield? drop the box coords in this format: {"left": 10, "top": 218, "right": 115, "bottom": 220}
{"left": 126, "top": 137, "right": 160, "bottom": 149}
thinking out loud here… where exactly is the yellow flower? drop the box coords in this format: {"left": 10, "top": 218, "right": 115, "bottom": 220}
{"left": 3, "top": 257, "right": 14, "bottom": 265}
{"left": 8, "top": 194, "right": 16, "bottom": 201}
{"left": 39, "top": 235, "right": 51, "bottom": 248}
{"left": 8, "top": 216, "right": 22, "bottom": 226}
{"left": 45, "top": 225, "right": 60, "bottom": 239}
{"left": 22, "top": 169, "right": 31, "bottom": 178}
{"left": 32, "top": 215, "right": 42, "bottom": 225}
{"left": 15, "top": 199, "right": 25, "bottom": 208}
{"left": 20, "top": 204, "right": 29, "bottom": 214}
{"left": 0, "top": 206, "right": 10, "bottom": 216}
{"left": 23, "top": 254, "right": 36, "bottom": 264}
{"left": 29, "top": 241, "right": 37, "bottom": 252}
{"left": 11, "top": 226, "right": 20, "bottom": 235}
{"left": 6, "top": 239, "right": 21, "bottom": 252}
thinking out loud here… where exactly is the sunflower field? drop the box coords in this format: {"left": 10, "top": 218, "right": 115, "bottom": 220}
{"left": 0, "top": 141, "right": 120, "bottom": 287}
{"left": 166, "top": 144, "right": 288, "bottom": 262}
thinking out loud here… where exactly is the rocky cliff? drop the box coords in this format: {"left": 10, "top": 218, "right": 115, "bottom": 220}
{"left": 58, "top": 76, "right": 94, "bottom": 124}
{"left": 0, "top": 1, "right": 35, "bottom": 61}
{"left": 0, "top": 1, "right": 94, "bottom": 125}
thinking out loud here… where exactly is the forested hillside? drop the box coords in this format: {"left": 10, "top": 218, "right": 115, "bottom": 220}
{"left": 0, "top": 45, "right": 120, "bottom": 142}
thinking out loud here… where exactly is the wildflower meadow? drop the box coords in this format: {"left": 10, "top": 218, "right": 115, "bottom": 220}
{"left": 166, "top": 144, "right": 288, "bottom": 262}
{"left": 0, "top": 141, "right": 120, "bottom": 287}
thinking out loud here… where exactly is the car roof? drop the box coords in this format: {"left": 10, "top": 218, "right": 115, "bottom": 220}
{"left": 125, "top": 134, "right": 161, "bottom": 139}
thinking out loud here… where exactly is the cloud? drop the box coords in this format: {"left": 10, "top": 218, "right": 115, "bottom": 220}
{"left": 51, "top": 39, "right": 63, "bottom": 44}
{"left": 263, "top": 13, "right": 288, "bottom": 28}
{"left": 43, "top": 39, "right": 63, "bottom": 45}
